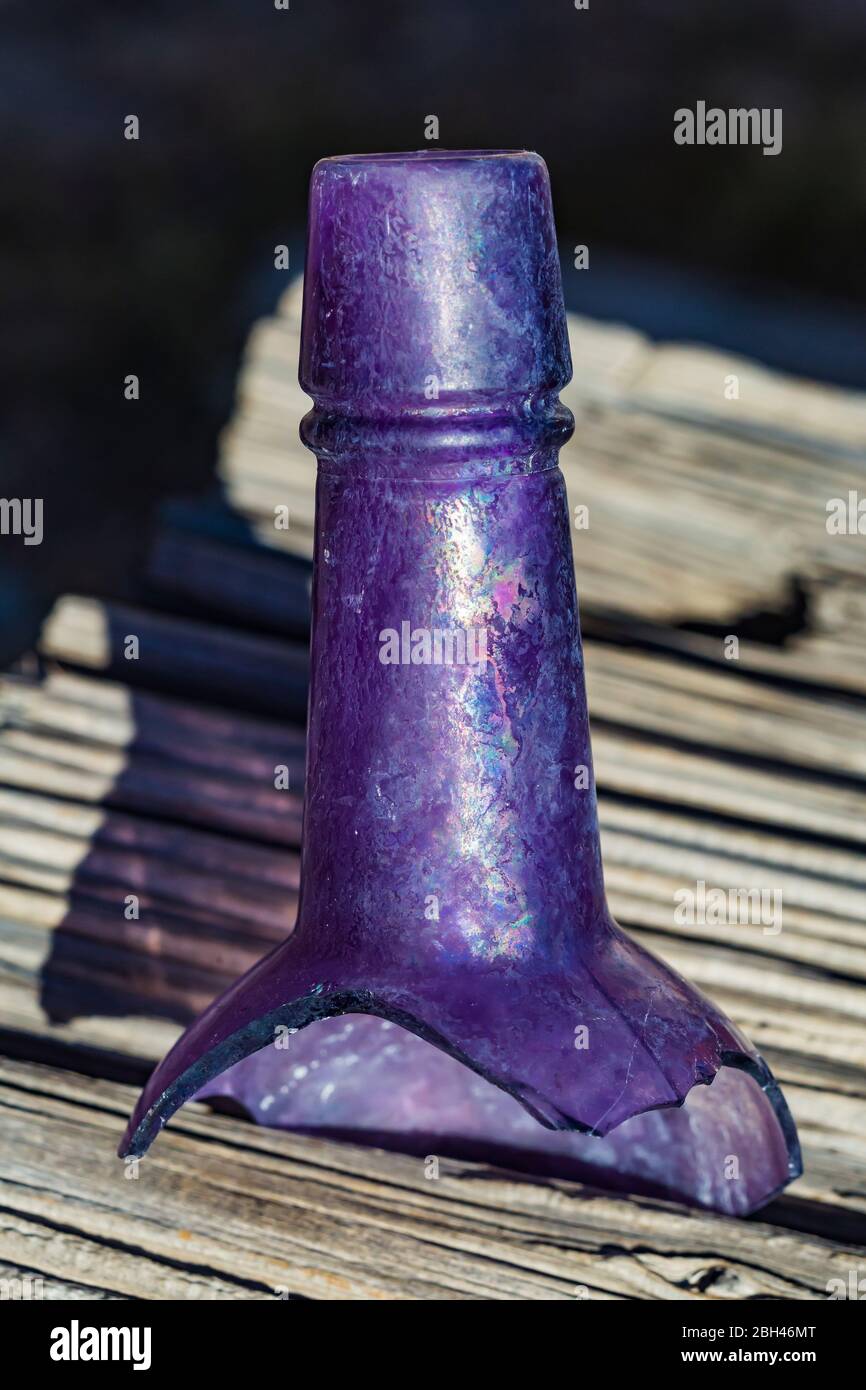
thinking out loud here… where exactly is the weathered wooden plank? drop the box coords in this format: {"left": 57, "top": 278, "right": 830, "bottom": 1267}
{"left": 0, "top": 786, "right": 300, "bottom": 889}
{"left": 565, "top": 322, "right": 866, "bottom": 456}
{"left": 0, "top": 1262, "right": 126, "bottom": 1300}
{"left": 215, "top": 279, "right": 866, "bottom": 643}
{"left": 0, "top": 739, "right": 303, "bottom": 848}
{"left": 38, "top": 597, "right": 309, "bottom": 721}
{"left": 0, "top": 822, "right": 297, "bottom": 937}
{"left": 0, "top": 1058, "right": 861, "bottom": 1300}
{"left": 30, "top": 598, "right": 866, "bottom": 784}
{"left": 2, "top": 767, "right": 864, "bottom": 987}
{"left": 6, "top": 668, "right": 866, "bottom": 852}
{"left": 593, "top": 730, "right": 866, "bottom": 847}
{"left": 3, "top": 669, "right": 305, "bottom": 757}
{"left": 0, "top": 976, "right": 180, "bottom": 1063}
{"left": 146, "top": 527, "right": 312, "bottom": 637}
{"left": 585, "top": 645, "right": 866, "bottom": 777}
{"left": 0, "top": 813, "right": 861, "bottom": 996}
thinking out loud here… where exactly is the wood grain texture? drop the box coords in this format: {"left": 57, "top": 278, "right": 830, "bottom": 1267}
{"left": 217, "top": 282, "right": 866, "bottom": 645}
{"left": 0, "top": 1059, "right": 861, "bottom": 1301}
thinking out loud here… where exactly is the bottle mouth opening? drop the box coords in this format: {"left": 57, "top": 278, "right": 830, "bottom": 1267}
{"left": 197, "top": 1019, "right": 800, "bottom": 1216}
{"left": 120, "top": 985, "right": 801, "bottom": 1217}
{"left": 320, "top": 149, "right": 538, "bottom": 166}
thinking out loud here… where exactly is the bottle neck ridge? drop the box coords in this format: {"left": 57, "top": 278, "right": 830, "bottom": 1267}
{"left": 300, "top": 392, "right": 575, "bottom": 481}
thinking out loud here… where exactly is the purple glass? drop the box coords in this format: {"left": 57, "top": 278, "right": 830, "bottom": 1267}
{"left": 120, "top": 150, "right": 800, "bottom": 1213}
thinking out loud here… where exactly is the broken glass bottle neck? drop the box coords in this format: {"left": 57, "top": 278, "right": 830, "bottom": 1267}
{"left": 296, "top": 416, "right": 606, "bottom": 960}
{"left": 294, "top": 148, "right": 605, "bottom": 954}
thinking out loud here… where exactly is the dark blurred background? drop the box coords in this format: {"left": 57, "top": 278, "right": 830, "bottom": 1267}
{"left": 2, "top": 0, "right": 865, "bottom": 663}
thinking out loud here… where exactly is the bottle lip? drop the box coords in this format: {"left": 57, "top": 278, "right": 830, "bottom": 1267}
{"left": 301, "top": 148, "right": 570, "bottom": 406}
{"left": 314, "top": 148, "right": 541, "bottom": 168}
